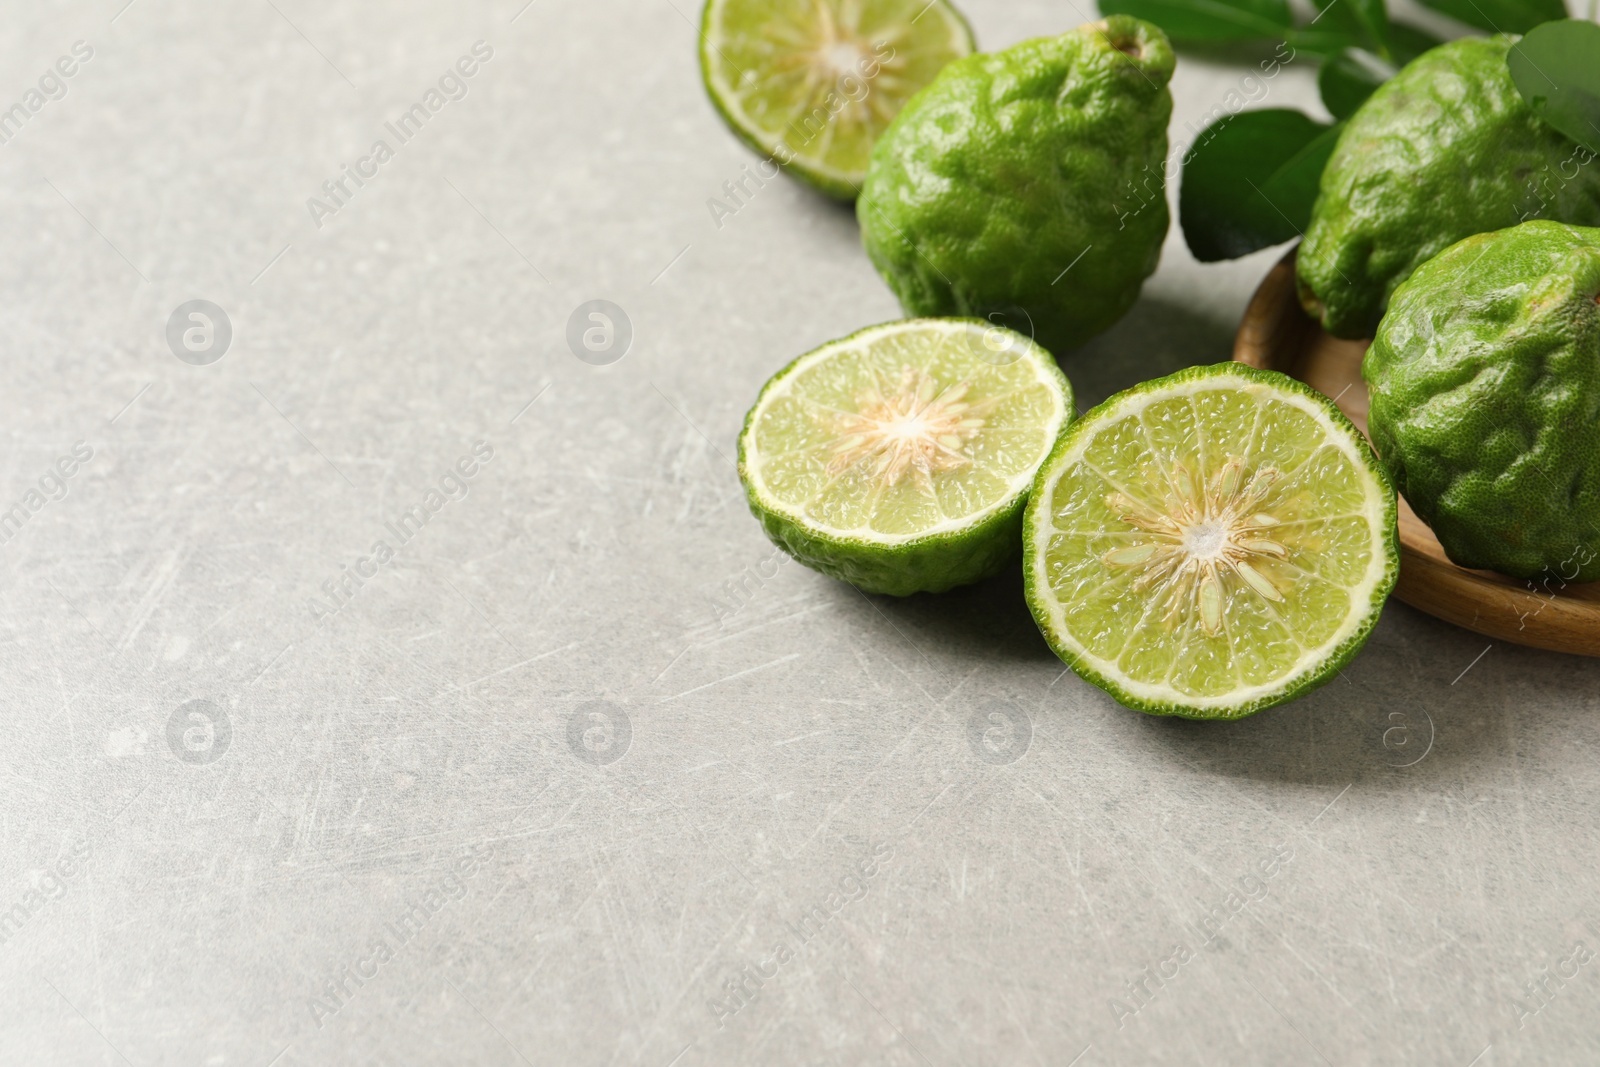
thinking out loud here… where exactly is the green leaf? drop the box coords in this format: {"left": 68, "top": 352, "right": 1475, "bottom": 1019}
{"left": 1348, "top": 0, "right": 1393, "bottom": 55}
{"left": 1509, "top": 19, "right": 1600, "bottom": 154}
{"left": 1412, "top": 0, "right": 1565, "bottom": 35}
{"left": 1385, "top": 21, "right": 1445, "bottom": 64}
{"left": 1281, "top": 26, "right": 1369, "bottom": 56}
{"left": 1303, "top": 0, "right": 1387, "bottom": 55}
{"left": 1098, "top": 0, "right": 1292, "bottom": 42}
{"left": 1180, "top": 109, "right": 1343, "bottom": 261}
{"left": 1318, "top": 48, "right": 1396, "bottom": 119}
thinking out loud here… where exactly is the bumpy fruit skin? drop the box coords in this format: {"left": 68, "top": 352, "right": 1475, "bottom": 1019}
{"left": 1364, "top": 221, "right": 1600, "bottom": 582}
{"left": 1299, "top": 36, "right": 1600, "bottom": 340}
{"left": 856, "top": 18, "right": 1174, "bottom": 356}
{"left": 744, "top": 494, "right": 1027, "bottom": 597}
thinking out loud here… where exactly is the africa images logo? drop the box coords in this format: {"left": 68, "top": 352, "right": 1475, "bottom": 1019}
{"left": 166, "top": 699, "right": 231, "bottom": 765}
{"left": 0, "top": 40, "right": 94, "bottom": 148}
{"left": 166, "top": 300, "right": 232, "bottom": 365}
{"left": 305, "top": 41, "right": 494, "bottom": 229}
{"left": 0, "top": 440, "right": 93, "bottom": 546}
{"left": 565, "top": 300, "right": 632, "bottom": 366}
{"left": 308, "top": 441, "right": 495, "bottom": 621}
{"left": 567, "top": 701, "right": 631, "bottom": 766}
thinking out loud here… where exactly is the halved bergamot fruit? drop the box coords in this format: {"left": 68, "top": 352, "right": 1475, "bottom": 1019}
{"left": 699, "top": 0, "right": 975, "bottom": 200}
{"left": 1024, "top": 363, "right": 1399, "bottom": 719}
{"left": 739, "top": 319, "right": 1073, "bottom": 595}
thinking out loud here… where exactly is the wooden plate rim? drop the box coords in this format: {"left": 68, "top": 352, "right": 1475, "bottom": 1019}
{"left": 1231, "top": 247, "right": 1600, "bottom": 658}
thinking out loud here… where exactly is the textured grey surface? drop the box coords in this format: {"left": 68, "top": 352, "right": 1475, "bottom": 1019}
{"left": 1, "top": 1, "right": 1597, "bottom": 1065}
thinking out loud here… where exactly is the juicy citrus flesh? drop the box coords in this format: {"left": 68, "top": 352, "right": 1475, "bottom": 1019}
{"left": 1026, "top": 365, "right": 1398, "bottom": 718}
{"left": 701, "top": 0, "right": 974, "bottom": 197}
{"left": 743, "top": 320, "right": 1070, "bottom": 545}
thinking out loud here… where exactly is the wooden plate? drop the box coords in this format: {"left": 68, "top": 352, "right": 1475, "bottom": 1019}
{"left": 1233, "top": 247, "right": 1600, "bottom": 657}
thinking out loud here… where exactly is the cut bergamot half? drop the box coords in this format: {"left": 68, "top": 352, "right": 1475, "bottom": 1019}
{"left": 699, "top": 0, "right": 975, "bottom": 200}
{"left": 739, "top": 319, "right": 1073, "bottom": 596}
{"left": 1024, "top": 363, "right": 1399, "bottom": 719}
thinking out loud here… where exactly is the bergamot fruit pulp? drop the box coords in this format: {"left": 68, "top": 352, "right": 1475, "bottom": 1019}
{"left": 1025, "top": 363, "right": 1399, "bottom": 719}
{"left": 699, "top": 0, "right": 975, "bottom": 200}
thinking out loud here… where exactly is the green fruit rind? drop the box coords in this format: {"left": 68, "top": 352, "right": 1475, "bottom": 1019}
{"left": 739, "top": 319, "right": 1074, "bottom": 597}
{"left": 698, "top": 0, "right": 977, "bottom": 201}
{"left": 1365, "top": 220, "right": 1600, "bottom": 582}
{"left": 857, "top": 17, "right": 1175, "bottom": 355}
{"left": 1024, "top": 363, "right": 1400, "bottom": 720}
{"left": 1298, "top": 36, "right": 1600, "bottom": 340}
{"left": 746, "top": 486, "right": 1026, "bottom": 596}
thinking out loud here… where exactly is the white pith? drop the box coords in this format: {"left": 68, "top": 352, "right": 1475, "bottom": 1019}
{"left": 743, "top": 321, "right": 1071, "bottom": 546}
{"left": 1101, "top": 454, "right": 1292, "bottom": 637}
{"left": 701, "top": 0, "right": 970, "bottom": 183}
{"left": 826, "top": 366, "right": 985, "bottom": 489}
{"left": 1028, "top": 376, "right": 1394, "bottom": 712}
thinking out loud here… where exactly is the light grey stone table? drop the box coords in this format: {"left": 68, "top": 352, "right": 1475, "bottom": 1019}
{"left": 1, "top": 1, "right": 1596, "bottom": 1064}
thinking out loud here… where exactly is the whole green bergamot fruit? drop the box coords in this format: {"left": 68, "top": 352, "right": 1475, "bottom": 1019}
{"left": 1298, "top": 36, "right": 1600, "bottom": 340}
{"left": 1364, "top": 220, "right": 1600, "bottom": 582}
{"left": 857, "top": 17, "right": 1174, "bottom": 356}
